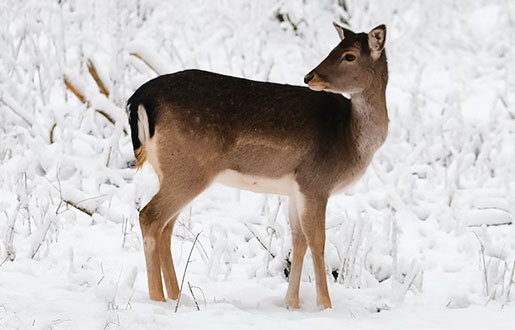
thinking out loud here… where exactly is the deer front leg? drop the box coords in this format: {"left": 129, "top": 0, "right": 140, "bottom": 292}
{"left": 285, "top": 194, "right": 308, "bottom": 309}
{"left": 300, "top": 194, "right": 332, "bottom": 309}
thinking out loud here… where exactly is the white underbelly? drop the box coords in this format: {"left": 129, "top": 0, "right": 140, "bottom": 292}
{"left": 214, "top": 170, "right": 295, "bottom": 196}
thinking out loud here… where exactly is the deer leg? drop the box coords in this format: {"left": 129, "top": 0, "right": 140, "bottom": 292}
{"left": 140, "top": 207, "right": 166, "bottom": 302}
{"left": 140, "top": 172, "right": 210, "bottom": 302}
{"left": 285, "top": 194, "right": 308, "bottom": 309}
{"left": 159, "top": 216, "right": 180, "bottom": 300}
{"left": 299, "top": 195, "right": 332, "bottom": 309}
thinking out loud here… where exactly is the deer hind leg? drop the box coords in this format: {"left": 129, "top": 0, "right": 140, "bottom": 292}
{"left": 285, "top": 193, "right": 308, "bottom": 309}
{"left": 140, "top": 173, "right": 211, "bottom": 302}
{"left": 159, "top": 216, "right": 179, "bottom": 300}
{"left": 140, "top": 204, "right": 167, "bottom": 302}
{"left": 299, "top": 194, "right": 332, "bottom": 309}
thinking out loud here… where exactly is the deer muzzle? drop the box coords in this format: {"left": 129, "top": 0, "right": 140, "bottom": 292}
{"left": 304, "top": 71, "right": 315, "bottom": 84}
{"left": 304, "top": 70, "right": 326, "bottom": 91}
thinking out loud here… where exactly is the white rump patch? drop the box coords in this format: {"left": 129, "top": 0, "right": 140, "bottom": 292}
{"left": 137, "top": 104, "right": 150, "bottom": 143}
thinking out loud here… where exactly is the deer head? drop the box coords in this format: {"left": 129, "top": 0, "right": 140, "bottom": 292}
{"left": 304, "top": 24, "right": 387, "bottom": 94}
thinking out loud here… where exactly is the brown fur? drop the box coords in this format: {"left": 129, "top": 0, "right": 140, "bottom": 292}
{"left": 128, "top": 24, "right": 389, "bottom": 309}
{"left": 134, "top": 146, "right": 147, "bottom": 169}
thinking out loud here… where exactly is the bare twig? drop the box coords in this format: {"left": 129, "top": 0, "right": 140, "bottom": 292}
{"left": 103, "top": 314, "right": 120, "bottom": 330}
{"left": 125, "top": 289, "right": 135, "bottom": 310}
{"left": 4, "top": 207, "right": 18, "bottom": 262}
{"left": 504, "top": 260, "right": 515, "bottom": 306}
{"left": 36, "top": 65, "right": 46, "bottom": 105}
{"left": 97, "top": 263, "right": 105, "bottom": 286}
{"left": 48, "top": 170, "right": 97, "bottom": 218}
{"left": 244, "top": 223, "right": 275, "bottom": 258}
{"left": 473, "top": 233, "right": 489, "bottom": 296}
{"left": 269, "top": 198, "right": 282, "bottom": 223}
{"left": 0, "top": 94, "right": 33, "bottom": 127}
{"left": 401, "top": 261, "right": 421, "bottom": 296}
{"left": 121, "top": 217, "right": 129, "bottom": 248}
{"left": 31, "top": 217, "right": 53, "bottom": 259}
{"left": 189, "top": 284, "right": 207, "bottom": 309}
{"left": 390, "top": 205, "right": 400, "bottom": 283}
{"left": 486, "top": 287, "right": 497, "bottom": 306}
{"left": 0, "top": 256, "right": 8, "bottom": 269}
{"left": 106, "top": 146, "right": 112, "bottom": 167}
{"left": 62, "top": 199, "right": 94, "bottom": 217}
{"left": 188, "top": 281, "right": 200, "bottom": 311}
{"left": 468, "top": 221, "right": 512, "bottom": 227}
{"left": 175, "top": 232, "right": 201, "bottom": 313}
{"left": 49, "top": 319, "right": 72, "bottom": 326}
{"left": 177, "top": 221, "right": 209, "bottom": 263}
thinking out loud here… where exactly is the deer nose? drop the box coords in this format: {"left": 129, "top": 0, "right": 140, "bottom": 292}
{"left": 304, "top": 71, "right": 315, "bottom": 84}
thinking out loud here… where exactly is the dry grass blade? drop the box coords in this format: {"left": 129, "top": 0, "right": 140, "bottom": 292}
{"left": 63, "top": 76, "right": 88, "bottom": 105}
{"left": 94, "top": 109, "right": 128, "bottom": 135}
{"left": 50, "top": 123, "right": 57, "bottom": 143}
{"left": 130, "top": 52, "right": 160, "bottom": 75}
{"left": 175, "top": 232, "right": 201, "bottom": 313}
{"left": 64, "top": 77, "right": 125, "bottom": 134}
{"left": 95, "top": 109, "right": 115, "bottom": 125}
{"left": 87, "top": 59, "right": 110, "bottom": 97}
{"left": 505, "top": 260, "right": 515, "bottom": 305}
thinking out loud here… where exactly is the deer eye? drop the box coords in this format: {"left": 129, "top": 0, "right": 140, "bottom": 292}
{"left": 344, "top": 54, "right": 356, "bottom": 62}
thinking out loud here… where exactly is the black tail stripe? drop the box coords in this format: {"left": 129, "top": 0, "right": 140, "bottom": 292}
{"left": 127, "top": 92, "right": 157, "bottom": 152}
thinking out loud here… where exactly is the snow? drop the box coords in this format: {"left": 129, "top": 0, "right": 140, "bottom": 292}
{"left": 1, "top": 0, "right": 515, "bottom": 329}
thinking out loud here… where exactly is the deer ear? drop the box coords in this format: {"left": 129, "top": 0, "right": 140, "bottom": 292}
{"left": 368, "top": 24, "right": 386, "bottom": 59}
{"left": 333, "top": 22, "right": 353, "bottom": 40}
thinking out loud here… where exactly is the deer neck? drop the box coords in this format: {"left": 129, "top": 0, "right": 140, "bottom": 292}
{"left": 349, "top": 76, "right": 388, "bottom": 154}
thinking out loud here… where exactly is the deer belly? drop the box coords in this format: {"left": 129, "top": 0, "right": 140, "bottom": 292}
{"left": 214, "top": 170, "right": 294, "bottom": 195}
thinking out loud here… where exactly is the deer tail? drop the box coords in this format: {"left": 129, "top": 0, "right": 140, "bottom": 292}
{"left": 128, "top": 96, "right": 156, "bottom": 169}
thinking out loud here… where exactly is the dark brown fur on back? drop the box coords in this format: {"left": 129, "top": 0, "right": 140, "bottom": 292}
{"left": 129, "top": 70, "right": 356, "bottom": 192}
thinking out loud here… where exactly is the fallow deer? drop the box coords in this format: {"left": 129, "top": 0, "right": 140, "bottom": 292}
{"left": 128, "top": 23, "right": 388, "bottom": 309}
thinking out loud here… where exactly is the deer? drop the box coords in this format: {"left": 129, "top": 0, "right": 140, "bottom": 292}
{"left": 127, "top": 23, "right": 388, "bottom": 309}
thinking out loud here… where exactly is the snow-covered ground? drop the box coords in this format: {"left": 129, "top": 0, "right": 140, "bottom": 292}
{"left": 1, "top": 0, "right": 515, "bottom": 329}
